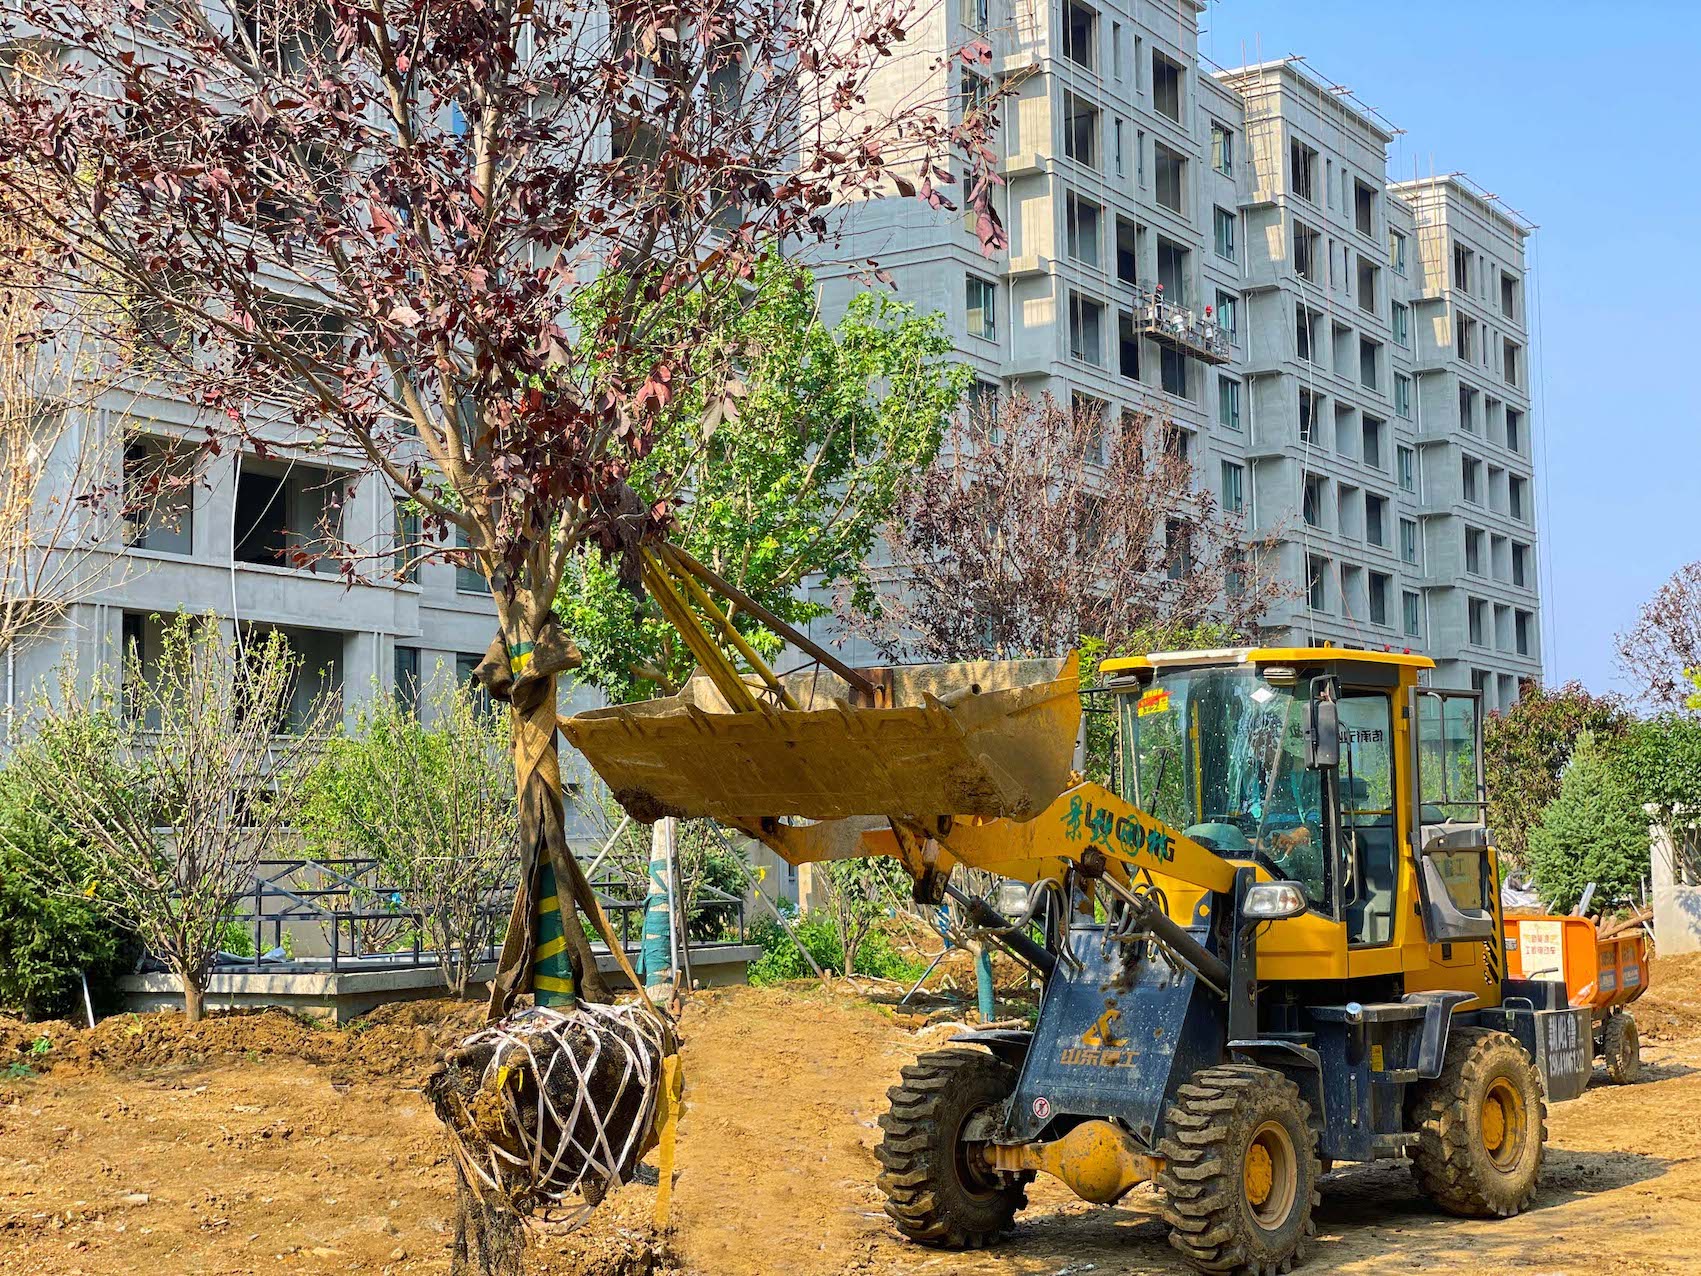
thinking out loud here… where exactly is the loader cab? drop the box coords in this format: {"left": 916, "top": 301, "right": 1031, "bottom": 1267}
{"left": 1106, "top": 648, "right": 1497, "bottom": 961}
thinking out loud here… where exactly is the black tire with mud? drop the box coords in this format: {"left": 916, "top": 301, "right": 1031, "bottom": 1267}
{"left": 875, "top": 1048, "right": 1028, "bottom": 1249}
{"left": 1601, "top": 1012, "right": 1640, "bottom": 1085}
{"left": 1157, "top": 1064, "right": 1320, "bottom": 1275}
{"left": 1409, "top": 1027, "right": 1546, "bottom": 1217}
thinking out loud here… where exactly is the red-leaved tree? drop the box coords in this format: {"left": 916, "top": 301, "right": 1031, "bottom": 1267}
{"left": 0, "top": 0, "right": 1005, "bottom": 1007}
{"left": 1617, "top": 560, "right": 1701, "bottom": 711}
{"left": 849, "top": 392, "right": 1286, "bottom": 662}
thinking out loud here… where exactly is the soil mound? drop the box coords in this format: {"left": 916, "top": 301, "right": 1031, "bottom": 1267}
{"left": 1637, "top": 950, "right": 1701, "bottom": 1041}
{"left": 1, "top": 997, "right": 491, "bottom": 1082}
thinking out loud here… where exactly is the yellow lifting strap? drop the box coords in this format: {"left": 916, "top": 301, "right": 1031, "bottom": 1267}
{"left": 652, "top": 1051, "right": 686, "bottom": 1228}
{"left": 639, "top": 545, "right": 796, "bottom": 713}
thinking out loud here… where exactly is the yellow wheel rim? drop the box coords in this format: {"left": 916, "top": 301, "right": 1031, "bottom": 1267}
{"left": 1244, "top": 1121, "right": 1298, "bottom": 1230}
{"left": 1480, "top": 1077, "right": 1528, "bottom": 1171}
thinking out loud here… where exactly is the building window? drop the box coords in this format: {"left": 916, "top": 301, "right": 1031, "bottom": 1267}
{"left": 1365, "top": 493, "right": 1387, "bottom": 547}
{"left": 961, "top": 0, "right": 989, "bottom": 32}
{"left": 1362, "top": 417, "right": 1383, "bottom": 469}
{"left": 1212, "top": 206, "right": 1235, "bottom": 260}
{"left": 1152, "top": 49, "right": 1183, "bottom": 121}
{"left": 1307, "top": 554, "right": 1329, "bottom": 612}
{"left": 1397, "top": 445, "right": 1416, "bottom": 494}
{"left": 1293, "top": 220, "right": 1319, "bottom": 282}
{"left": 1392, "top": 301, "right": 1409, "bottom": 348}
{"left": 1509, "top": 474, "right": 1527, "bottom": 521}
{"left": 1369, "top": 571, "right": 1390, "bottom": 626}
{"left": 1395, "top": 373, "right": 1412, "bottom": 419}
{"left": 1160, "top": 346, "right": 1188, "bottom": 398}
{"left": 1299, "top": 387, "right": 1318, "bottom": 443}
{"left": 234, "top": 460, "right": 343, "bottom": 573}
{"left": 1356, "top": 255, "right": 1378, "bottom": 314}
{"left": 1500, "top": 270, "right": 1520, "bottom": 320}
{"left": 1465, "top": 525, "right": 1484, "bottom": 575}
{"left": 1503, "top": 338, "right": 1522, "bottom": 388}
{"left": 393, "top": 498, "right": 421, "bottom": 582}
{"left": 454, "top": 524, "right": 492, "bottom": 593}
{"left": 959, "top": 67, "right": 992, "bottom": 118}
{"left": 1354, "top": 180, "right": 1375, "bottom": 237}
{"left": 1153, "top": 141, "right": 1185, "bottom": 213}
{"left": 1211, "top": 121, "right": 1233, "bottom": 176}
{"left": 1388, "top": 229, "right": 1407, "bottom": 275}
{"left": 1505, "top": 407, "right": 1524, "bottom": 453}
{"left": 122, "top": 435, "right": 195, "bottom": 555}
{"left": 1115, "top": 216, "right": 1137, "bottom": 284}
{"left": 1458, "top": 384, "right": 1477, "bottom": 432}
{"left": 1069, "top": 292, "right": 1104, "bottom": 366}
{"left": 1512, "top": 541, "right": 1530, "bottom": 588}
{"left": 1162, "top": 423, "right": 1191, "bottom": 462}
{"left": 1218, "top": 376, "right": 1241, "bottom": 431}
{"left": 1074, "top": 393, "right": 1107, "bottom": 463}
{"left": 1215, "top": 289, "right": 1238, "bottom": 344}
{"left": 1156, "top": 235, "right": 1188, "bottom": 306}
{"left": 1462, "top": 454, "right": 1481, "bottom": 504}
{"left": 1113, "top": 117, "right": 1125, "bottom": 176}
{"left": 394, "top": 645, "right": 420, "bottom": 711}
{"left": 1063, "top": 90, "right": 1100, "bottom": 169}
{"left": 1303, "top": 473, "right": 1325, "bottom": 528}
{"left": 966, "top": 274, "right": 996, "bottom": 339}
{"left": 1220, "top": 460, "right": 1244, "bottom": 515}
{"left": 1358, "top": 337, "right": 1380, "bottom": 391}
{"left": 1468, "top": 597, "right": 1487, "bottom": 647}
{"left": 1117, "top": 311, "right": 1140, "bottom": 381}
{"left": 1456, "top": 315, "right": 1477, "bottom": 363}
{"left": 1163, "top": 518, "right": 1191, "bottom": 579}
{"left": 1453, "top": 241, "right": 1474, "bottom": 294}
{"left": 1296, "top": 304, "right": 1317, "bottom": 361}
{"left": 1403, "top": 590, "right": 1421, "bottom": 638}
{"left": 1400, "top": 517, "right": 1419, "bottom": 566}
{"left": 1065, "top": 191, "right": 1102, "bottom": 268}
{"left": 1063, "top": 0, "right": 1096, "bottom": 70}
{"left": 1516, "top": 609, "right": 1533, "bottom": 657}
{"left": 1111, "top": 21, "right": 1123, "bottom": 78}
{"left": 1289, "top": 138, "right": 1317, "bottom": 203}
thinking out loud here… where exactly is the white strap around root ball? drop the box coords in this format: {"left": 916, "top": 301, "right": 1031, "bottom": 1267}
{"left": 445, "top": 1001, "right": 667, "bottom": 1229}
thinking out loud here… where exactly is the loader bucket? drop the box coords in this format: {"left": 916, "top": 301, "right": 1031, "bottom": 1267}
{"left": 562, "top": 653, "right": 1081, "bottom": 825}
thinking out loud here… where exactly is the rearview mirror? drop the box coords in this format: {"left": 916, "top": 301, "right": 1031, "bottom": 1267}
{"left": 1306, "top": 676, "right": 1340, "bottom": 770}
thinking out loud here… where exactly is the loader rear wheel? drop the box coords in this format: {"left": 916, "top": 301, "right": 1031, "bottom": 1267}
{"left": 1409, "top": 1028, "right": 1546, "bottom": 1218}
{"left": 875, "top": 1048, "right": 1028, "bottom": 1249}
{"left": 1602, "top": 1012, "right": 1640, "bottom": 1085}
{"left": 1157, "top": 1064, "right": 1319, "bottom": 1275}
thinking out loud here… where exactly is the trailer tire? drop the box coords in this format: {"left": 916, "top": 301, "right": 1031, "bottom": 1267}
{"left": 1157, "top": 1064, "right": 1319, "bottom": 1275}
{"left": 1602, "top": 1012, "right": 1640, "bottom": 1085}
{"left": 1409, "top": 1028, "right": 1546, "bottom": 1218}
{"left": 875, "top": 1048, "right": 1028, "bottom": 1249}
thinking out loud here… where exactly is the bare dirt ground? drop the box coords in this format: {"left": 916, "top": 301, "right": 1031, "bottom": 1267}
{"left": 5, "top": 958, "right": 1701, "bottom": 1275}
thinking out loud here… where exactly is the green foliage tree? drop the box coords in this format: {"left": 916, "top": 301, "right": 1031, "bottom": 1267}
{"left": 1484, "top": 680, "right": 1631, "bottom": 871}
{"left": 559, "top": 256, "right": 969, "bottom": 704}
{"left": 1616, "top": 713, "right": 1701, "bottom": 822}
{"left": 294, "top": 676, "right": 519, "bottom": 998}
{"left": 0, "top": 765, "right": 129, "bottom": 1019}
{"left": 1526, "top": 732, "right": 1650, "bottom": 912}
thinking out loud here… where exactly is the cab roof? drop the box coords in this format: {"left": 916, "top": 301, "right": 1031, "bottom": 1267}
{"left": 1099, "top": 646, "right": 1436, "bottom": 676}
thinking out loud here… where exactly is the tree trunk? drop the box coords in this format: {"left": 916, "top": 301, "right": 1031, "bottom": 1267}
{"left": 181, "top": 972, "right": 205, "bottom": 1023}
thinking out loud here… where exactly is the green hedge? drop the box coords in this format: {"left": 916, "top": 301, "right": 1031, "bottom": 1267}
{"left": 747, "top": 911, "right": 927, "bottom": 986}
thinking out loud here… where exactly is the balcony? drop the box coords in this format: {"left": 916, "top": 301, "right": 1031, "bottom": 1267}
{"left": 1125, "top": 288, "right": 1233, "bottom": 366}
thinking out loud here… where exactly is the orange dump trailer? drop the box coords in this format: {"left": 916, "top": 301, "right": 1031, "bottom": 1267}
{"left": 1504, "top": 914, "right": 1647, "bottom": 1083}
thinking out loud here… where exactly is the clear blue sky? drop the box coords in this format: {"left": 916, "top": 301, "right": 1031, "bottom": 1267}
{"left": 1199, "top": 1, "right": 1700, "bottom": 695}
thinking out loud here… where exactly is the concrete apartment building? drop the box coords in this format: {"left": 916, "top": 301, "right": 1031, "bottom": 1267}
{"left": 814, "top": 0, "right": 1542, "bottom": 707}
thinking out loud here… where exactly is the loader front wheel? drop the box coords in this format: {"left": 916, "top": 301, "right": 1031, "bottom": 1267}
{"left": 1602, "top": 1012, "right": 1640, "bottom": 1085}
{"left": 875, "top": 1048, "right": 1028, "bottom": 1249}
{"left": 1157, "top": 1064, "right": 1319, "bottom": 1275}
{"left": 1409, "top": 1028, "right": 1546, "bottom": 1217}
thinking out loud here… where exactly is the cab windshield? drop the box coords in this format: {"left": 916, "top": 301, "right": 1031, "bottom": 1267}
{"left": 1121, "top": 667, "right": 1332, "bottom": 910}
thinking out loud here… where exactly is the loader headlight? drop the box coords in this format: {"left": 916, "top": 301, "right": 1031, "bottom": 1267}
{"left": 994, "top": 879, "right": 1031, "bottom": 917}
{"left": 1242, "top": 882, "right": 1308, "bottom": 921}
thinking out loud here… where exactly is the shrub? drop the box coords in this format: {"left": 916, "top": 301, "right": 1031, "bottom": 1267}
{"left": 1526, "top": 732, "right": 1650, "bottom": 912}
{"left": 0, "top": 766, "right": 129, "bottom": 1019}
{"left": 747, "top": 910, "right": 926, "bottom": 986}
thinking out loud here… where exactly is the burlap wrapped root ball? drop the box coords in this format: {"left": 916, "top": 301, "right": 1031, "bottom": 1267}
{"left": 429, "top": 1001, "right": 673, "bottom": 1225}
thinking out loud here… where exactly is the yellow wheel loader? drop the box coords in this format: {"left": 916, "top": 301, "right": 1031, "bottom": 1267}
{"left": 565, "top": 552, "right": 1585, "bottom": 1274}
